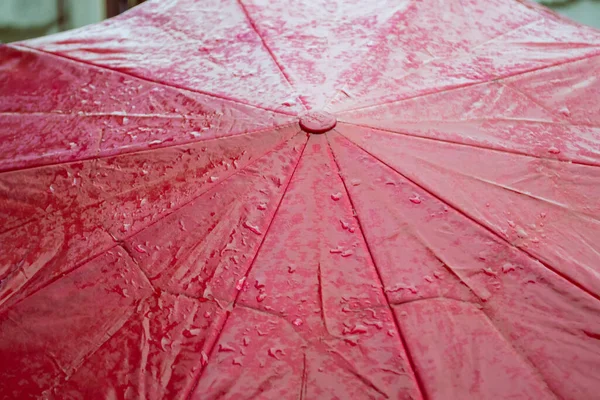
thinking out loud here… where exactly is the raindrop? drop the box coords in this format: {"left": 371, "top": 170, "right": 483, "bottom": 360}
{"left": 482, "top": 268, "right": 497, "bottom": 276}
{"left": 204, "top": 311, "right": 211, "bottom": 318}
{"left": 350, "top": 179, "right": 361, "bottom": 186}
{"left": 209, "top": 176, "right": 219, "bottom": 183}
{"left": 134, "top": 244, "right": 147, "bottom": 254}
{"left": 257, "top": 203, "right": 267, "bottom": 210}
{"left": 330, "top": 246, "right": 343, "bottom": 254}
{"left": 548, "top": 146, "right": 561, "bottom": 155}
{"left": 201, "top": 351, "right": 209, "bottom": 365}
{"left": 256, "top": 292, "right": 267, "bottom": 302}
{"left": 409, "top": 195, "right": 421, "bottom": 204}
{"left": 243, "top": 337, "right": 250, "bottom": 346}
{"left": 341, "top": 249, "right": 353, "bottom": 257}
{"left": 235, "top": 277, "right": 246, "bottom": 291}
{"left": 243, "top": 221, "right": 262, "bottom": 235}
{"left": 364, "top": 320, "right": 383, "bottom": 330}
{"left": 48, "top": 184, "right": 55, "bottom": 194}
{"left": 502, "top": 263, "right": 515, "bottom": 273}
{"left": 558, "top": 106, "right": 571, "bottom": 117}
{"left": 424, "top": 276, "right": 433, "bottom": 283}
{"left": 218, "top": 343, "right": 236, "bottom": 352}
{"left": 268, "top": 348, "right": 284, "bottom": 359}
{"left": 331, "top": 192, "right": 342, "bottom": 201}
{"left": 516, "top": 227, "right": 528, "bottom": 238}
{"left": 232, "top": 357, "right": 243, "bottom": 366}
{"left": 293, "top": 318, "right": 303, "bottom": 326}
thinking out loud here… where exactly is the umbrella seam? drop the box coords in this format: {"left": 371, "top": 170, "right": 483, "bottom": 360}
{"left": 327, "top": 14, "right": 543, "bottom": 113}
{"left": 0, "top": 121, "right": 298, "bottom": 175}
{"left": 337, "top": 121, "right": 600, "bottom": 168}
{"left": 1, "top": 132, "right": 302, "bottom": 312}
{"left": 234, "top": 0, "right": 308, "bottom": 111}
{"left": 10, "top": 44, "right": 299, "bottom": 117}
{"left": 184, "top": 134, "right": 309, "bottom": 400}
{"left": 337, "top": 127, "right": 600, "bottom": 305}
{"left": 331, "top": 130, "right": 566, "bottom": 399}
{"left": 324, "top": 132, "right": 429, "bottom": 400}
{"left": 336, "top": 50, "right": 600, "bottom": 114}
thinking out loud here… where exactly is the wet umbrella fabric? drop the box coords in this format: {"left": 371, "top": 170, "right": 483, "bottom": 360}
{"left": 1, "top": 0, "right": 600, "bottom": 399}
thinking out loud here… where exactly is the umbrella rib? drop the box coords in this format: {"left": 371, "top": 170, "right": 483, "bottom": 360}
{"left": 185, "top": 135, "right": 309, "bottom": 400}
{"left": 2, "top": 132, "right": 304, "bottom": 314}
{"left": 337, "top": 121, "right": 600, "bottom": 168}
{"left": 325, "top": 132, "right": 429, "bottom": 400}
{"left": 234, "top": 0, "right": 307, "bottom": 111}
{"left": 337, "top": 50, "right": 600, "bottom": 114}
{"left": 12, "top": 44, "right": 297, "bottom": 117}
{"left": 0, "top": 121, "right": 297, "bottom": 175}
{"left": 337, "top": 129, "right": 600, "bottom": 304}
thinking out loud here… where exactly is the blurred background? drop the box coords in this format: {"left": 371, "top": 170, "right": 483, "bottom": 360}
{"left": 0, "top": 0, "right": 599, "bottom": 43}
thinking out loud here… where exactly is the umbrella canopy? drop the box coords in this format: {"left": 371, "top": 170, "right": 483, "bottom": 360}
{"left": 2, "top": 0, "right": 600, "bottom": 398}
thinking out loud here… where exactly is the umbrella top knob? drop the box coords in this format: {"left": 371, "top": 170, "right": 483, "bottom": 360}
{"left": 299, "top": 111, "right": 337, "bottom": 134}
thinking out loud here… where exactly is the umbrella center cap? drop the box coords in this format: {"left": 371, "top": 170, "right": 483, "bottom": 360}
{"left": 299, "top": 111, "right": 337, "bottom": 134}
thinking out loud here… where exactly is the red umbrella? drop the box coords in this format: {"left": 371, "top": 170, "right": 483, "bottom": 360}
{"left": 2, "top": 0, "right": 600, "bottom": 398}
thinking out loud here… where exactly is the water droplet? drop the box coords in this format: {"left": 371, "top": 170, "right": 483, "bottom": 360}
{"left": 134, "top": 244, "right": 147, "bottom": 254}
{"left": 331, "top": 192, "right": 342, "bottom": 201}
{"left": 341, "top": 249, "right": 353, "bottom": 257}
{"left": 350, "top": 179, "right": 361, "bottom": 186}
{"left": 516, "top": 227, "right": 528, "bottom": 238}
{"left": 540, "top": 212, "right": 547, "bottom": 218}
{"left": 409, "top": 195, "right": 421, "bottom": 204}
{"left": 268, "top": 347, "right": 285, "bottom": 359}
{"left": 502, "top": 263, "right": 515, "bottom": 273}
{"left": 201, "top": 351, "right": 209, "bottom": 365}
{"left": 424, "top": 276, "right": 433, "bottom": 283}
{"left": 243, "top": 221, "right": 262, "bottom": 235}
{"left": 340, "top": 220, "right": 350, "bottom": 230}
{"left": 236, "top": 277, "right": 246, "bottom": 291}
{"left": 209, "top": 176, "right": 219, "bottom": 183}
{"left": 232, "top": 357, "right": 243, "bottom": 366}
{"left": 190, "top": 131, "right": 202, "bottom": 138}
{"left": 482, "top": 268, "right": 497, "bottom": 276}
{"left": 364, "top": 320, "right": 383, "bottom": 329}
{"left": 188, "top": 328, "right": 202, "bottom": 336}
{"left": 243, "top": 337, "right": 250, "bottom": 346}
{"left": 256, "top": 292, "right": 267, "bottom": 302}
{"left": 330, "top": 246, "right": 343, "bottom": 254}
{"left": 548, "top": 146, "right": 560, "bottom": 154}
{"left": 48, "top": 184, "right": 55, "bottom": 194}
{"left": 218, "top": 343, "right": 236, "bottom": 352}
{"left": 507, "top": 220, "right": 516, "bottom": 228}
{"left": 257, "top": 203, "right": 267, "bottom": 210}
{"left": 558, "top": 106, "right": 571, "bottom": 117}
